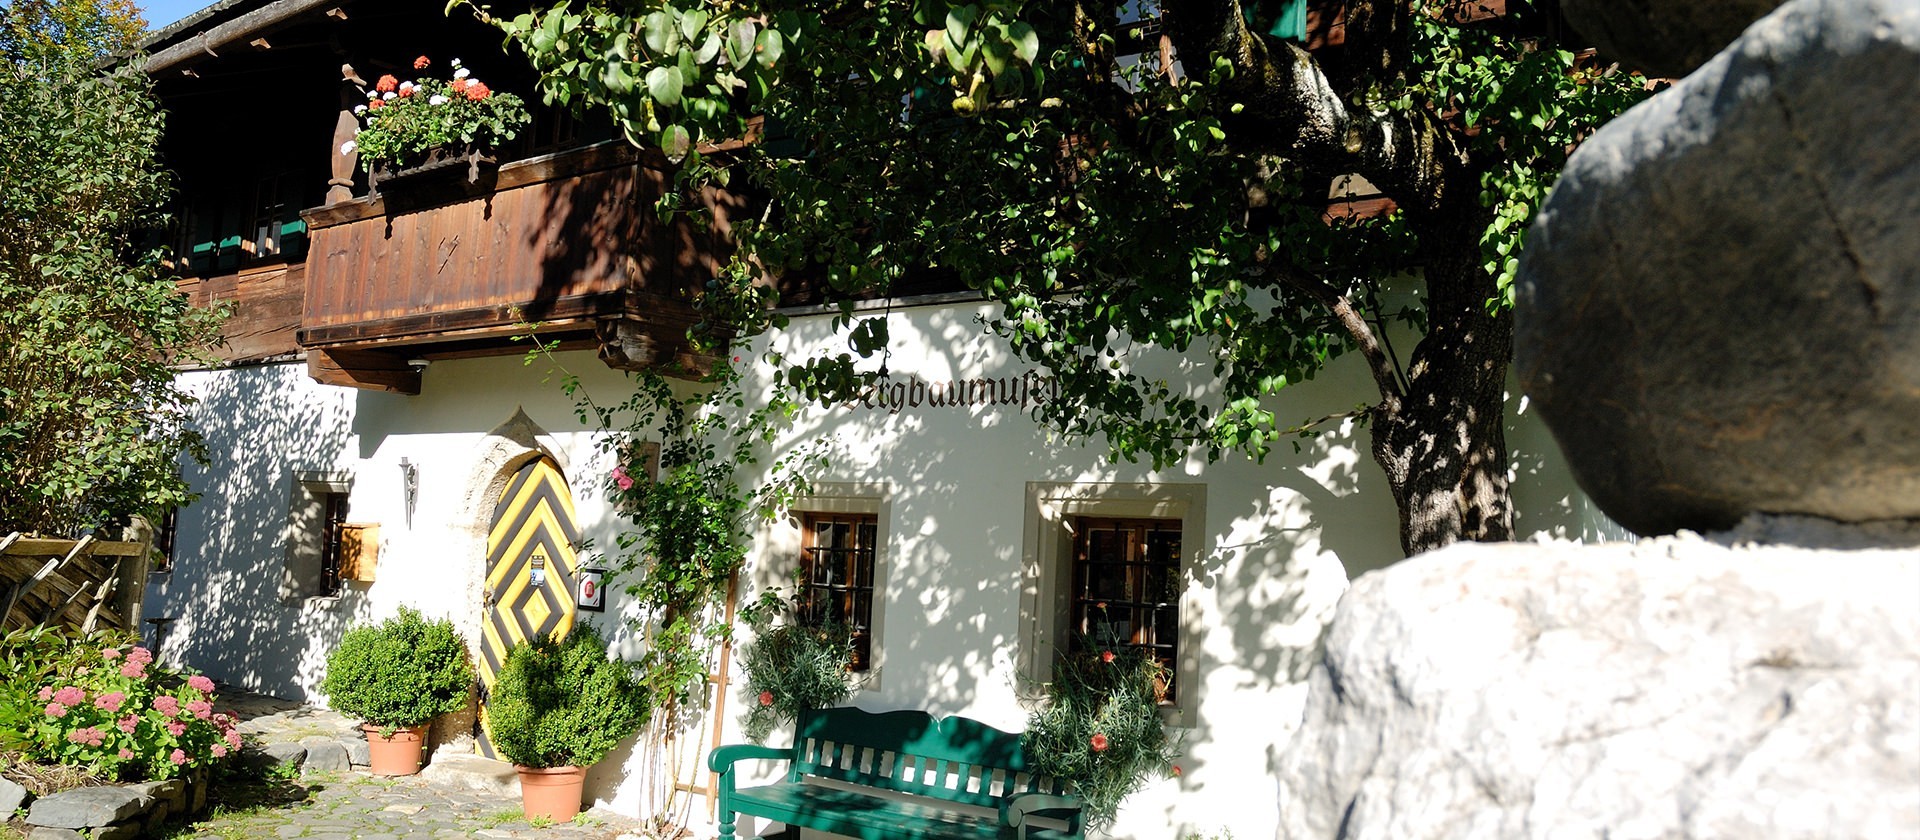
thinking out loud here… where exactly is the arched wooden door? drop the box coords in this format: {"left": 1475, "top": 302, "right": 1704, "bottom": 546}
{"left": 478, "top": 456, "right": 580, "bottom": 758}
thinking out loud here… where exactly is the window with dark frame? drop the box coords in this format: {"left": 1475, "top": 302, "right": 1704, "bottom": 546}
{"left": 317, "top": 492, "right": 349, "bottom": 597}
{"left": 1070, "top": 516, "right": 1181, "bottom": 702}
{"left": 797, "top": 512, "right": 877, "bottom": 672}
{"left": 152, "top": 508, "right": 179, "bottom": 574}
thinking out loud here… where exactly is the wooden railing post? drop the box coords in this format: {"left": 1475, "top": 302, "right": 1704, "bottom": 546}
{"left": 327, "top": 63, "right": 368, "bottom": 206}
{"left": 113, "top": 517, "right": 156, "bottom": 633}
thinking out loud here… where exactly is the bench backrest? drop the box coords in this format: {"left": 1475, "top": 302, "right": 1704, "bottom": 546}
{"left": 790, "top": 707, "right": 1067, "bottom": 809}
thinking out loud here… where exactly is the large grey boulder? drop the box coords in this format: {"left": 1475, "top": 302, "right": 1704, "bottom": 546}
{"left": 1516, "top": 0, "right": 1920, "bottom": 536}
{"left": 1561, "top": 0, "right": 1784, "bottom": 77}
{"left": 1276, "top": 528, "right": 1920, "bottom": 839}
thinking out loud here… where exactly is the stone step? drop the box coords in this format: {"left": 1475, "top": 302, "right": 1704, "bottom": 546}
{"left": 419, "top": 753, "right": 522, "bottom": 798}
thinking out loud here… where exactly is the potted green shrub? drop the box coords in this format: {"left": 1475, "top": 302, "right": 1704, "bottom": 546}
{"left": 321, "top": 607, "right": 475, "bottom": 776}
{"left": 488, "top": 624, "right": 650, "bottom": 823}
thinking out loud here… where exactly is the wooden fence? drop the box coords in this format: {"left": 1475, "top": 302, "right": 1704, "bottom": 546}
{"left": 0, "top": 524, "right": 152, "bottom": 635}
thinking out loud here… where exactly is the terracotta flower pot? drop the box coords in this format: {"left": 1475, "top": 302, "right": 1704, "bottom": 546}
{"left": 362, "top": 723, "right": 429, "bottom": 776}
{"left": 516, "top": 764, "right": 587, "bottom": 823}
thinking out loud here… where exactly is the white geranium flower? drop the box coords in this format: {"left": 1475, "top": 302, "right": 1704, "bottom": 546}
{"left": 429, "top": 95, "right": 449, "bottom": 106}
{"left": 383, "top": 91, "right": 397, "bottom": 101}
{"left": 353, "top": 104, "right": 366, "bottom": 115}
{"left": 399, "top": 81, "right": 415, "bottom": 92}
{"left": 367, "top": 89, "right": 379, "bottom": 100}
{"left": 340, "top": 140, "right": 357, "bottom": 155}
{"left": 453, "top": 67, "right": 471, "bottom": 80}
{"left": 450, "top": 57, "right": 463, "bottom": 68}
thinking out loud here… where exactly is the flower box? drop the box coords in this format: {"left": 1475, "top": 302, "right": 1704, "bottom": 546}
{"left": 368, "top": 144, "right": 497, "bottom": 194}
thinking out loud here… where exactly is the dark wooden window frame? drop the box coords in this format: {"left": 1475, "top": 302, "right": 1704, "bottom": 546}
{"left": 1069, "top": 516, "right": 1182, "bottom": 702}
{"left": 317, "top": 492, "right": 350, "bottom": 597}
{"left": 797, "top": 511, "right": 878, "bottom": 672}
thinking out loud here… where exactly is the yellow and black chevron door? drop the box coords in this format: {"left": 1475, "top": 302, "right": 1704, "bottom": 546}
{"left": 478, "top": 456, "right": 579, "bottom": 758}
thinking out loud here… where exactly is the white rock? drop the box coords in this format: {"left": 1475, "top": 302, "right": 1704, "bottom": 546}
{"left": 1276, "top": 537, "right": 1920, "bottom": 839}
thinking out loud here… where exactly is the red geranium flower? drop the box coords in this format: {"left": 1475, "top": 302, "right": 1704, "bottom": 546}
{"left": 1089, "top": 733, "right": 1109, "bottom": 752}
{"left": 375, "top": 74, "right": 398, "bottom": 93}
{"left": 413, "top": 55, "right": 431, "bottom": 70}
{"left": 464, "top": 81, "right": 491, "bottom": 101}
{"left": 368, "top": 98, "right": 385, "bottom": 110}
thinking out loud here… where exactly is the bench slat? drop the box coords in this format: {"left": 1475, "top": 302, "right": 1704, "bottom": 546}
{"left": 730, "top": 781, "right": 1079, "bottom": 840}
{"left": 712, "top": 707, "right": 1084, "bottom": 840}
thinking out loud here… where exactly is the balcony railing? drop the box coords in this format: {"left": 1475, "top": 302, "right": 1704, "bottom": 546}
{"left": 295, "top": 140, "right": 742, "bottom": 393}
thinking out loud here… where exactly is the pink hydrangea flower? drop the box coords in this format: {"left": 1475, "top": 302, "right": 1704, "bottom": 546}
{"left": 225, "top": 729, "right": 243, "bottom": 749}
{"left": 128, "top": 647, "right": 153, "bottom": 665}
{"left": 211, "top": 744, "right": 228, "bottom": 758}
{"left": 154, "top": 695, "right": 180, "bottom": 716}
{"left": 101, "top": 648, "right": 121, "bottom": 660}
{"left": 166, "top": 720, "right": 187, "bottom": 736}
{"left": 187, "top": 700, "right": 213, "bottom": 720}
{"left": 169, "top": 749, "right": 187, "bottom": 765}
{"left": 119, "top": 660, "right": 147, "bottom": 679}
{"left": 52, "top": 686, "right": 84, "bottom": 706}
{"left": 37, "top": 686, "right": 53, "bottom": 701}
{"left": 66, "top": 727, "right": 105, "bottom": 747}
{"left": 44, "top": 703, "right": 67, "bottom": 718}
{"left": 117, "top": 715, "right": 140, "bottom": 734}
{"left": 187, "top": 675, "right": 215, "bottom": 693}
{"left": 94, "top": 691, "right": 125, "bottom": 713}
{"left": 118, "top": 748, "right": 135, "bottom": 760}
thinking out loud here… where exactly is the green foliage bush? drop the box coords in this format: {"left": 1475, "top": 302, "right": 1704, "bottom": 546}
{"left": 0, "top": 1, "right": 224, "bottom": 535}
{"left": 488, "top": 625, "right": 649, "bottom": 769}
{"left": 1025, "top": 647, "right": 1175, "bottom": 831}
{"left": 737, "top": 611, "right": 855, "bottom": 742}
{"left": 3, "top": 627, "right": 239, "bottom": 783}
{"left": 321, "top": 608, "right": 475, "bottom": 730}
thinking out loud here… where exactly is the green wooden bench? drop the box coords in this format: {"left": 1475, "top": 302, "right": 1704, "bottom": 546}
{"left": 708, "top": 707, "right": 1085, "bottom": 840}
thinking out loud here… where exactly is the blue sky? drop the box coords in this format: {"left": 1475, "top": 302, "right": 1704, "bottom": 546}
{"left": 141, "top": 0, "right": 206, "bottom": 29}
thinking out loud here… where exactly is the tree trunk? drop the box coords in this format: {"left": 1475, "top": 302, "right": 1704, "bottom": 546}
{"left": 1370, "top": 219, "right": 1516, "bottom": 556}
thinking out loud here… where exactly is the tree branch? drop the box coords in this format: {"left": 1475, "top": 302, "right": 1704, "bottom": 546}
{"left": 1161, "top": 0, "right": 1469, "bottom": 225}
{"left": 1276, "top": 268, "right": 1404, "bottom": 402}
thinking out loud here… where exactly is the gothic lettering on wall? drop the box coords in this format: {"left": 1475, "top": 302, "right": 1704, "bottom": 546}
{"left": 848, "top": 372, "right": 1061, "bottom": 415}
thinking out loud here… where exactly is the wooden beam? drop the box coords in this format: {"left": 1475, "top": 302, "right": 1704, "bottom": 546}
{"left": 146, "top": 0, "right": 345, "bottom": 76}
{"left": 2, "top": 538, "right": 146, "bottom": 557}
{"left": 249, "top": 37, "right": 272, "bottom": 50}
{"left": 297, "top": 294, "right": 622, "bottom": 347}
{"left": 308, "top": 347, "right": 422, "bottom": 395}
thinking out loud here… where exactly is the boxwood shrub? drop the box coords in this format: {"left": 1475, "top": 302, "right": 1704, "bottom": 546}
{"left": 487, "top": 624, "right": 649, "bottom": 769}
{"left": 321, "top": 608, "right": 474, "bottom": 730}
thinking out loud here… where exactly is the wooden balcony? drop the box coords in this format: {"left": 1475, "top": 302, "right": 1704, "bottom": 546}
{"left": 295, "top": 141, "right": 742, "bottom": 393}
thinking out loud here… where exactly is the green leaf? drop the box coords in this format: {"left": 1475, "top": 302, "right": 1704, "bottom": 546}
{"left": 659, "top": 124, "right": 691, "bottom": 159}
{"left": 646, "top": 66, "right": 684, "bottom": 106}
{"left": 604, "top": 61, "right": 634, "bottom": 95}
{"left": 1007, "top": 21, "right": 1039, "bottom": 64}
{"left": 945, "top": 4, "right": 977, "bottom": 49}
{"left": 679, "top": 8, "right": 708, "bottom": 41}
{"left": 754, "top": 29, "right": 784, "bottom": 69}
{"left": 728, "top": 20, "right": 758, "bottom": 70}
{"left": 694, "top": 32, "right": 723, "bottom": 64}
{"left": 643, "top": 11, "right": 680, "bottom": 55}
{"left": 981, "top": 37, "right": 1010, "bottom": 77}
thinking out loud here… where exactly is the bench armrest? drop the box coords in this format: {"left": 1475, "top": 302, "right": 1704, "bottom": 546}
{"left": 1000, "top": 792, "right": 1086, "bottom": 839}
{"left": 708, "top": 744, "right": 790, "bottom": 774}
